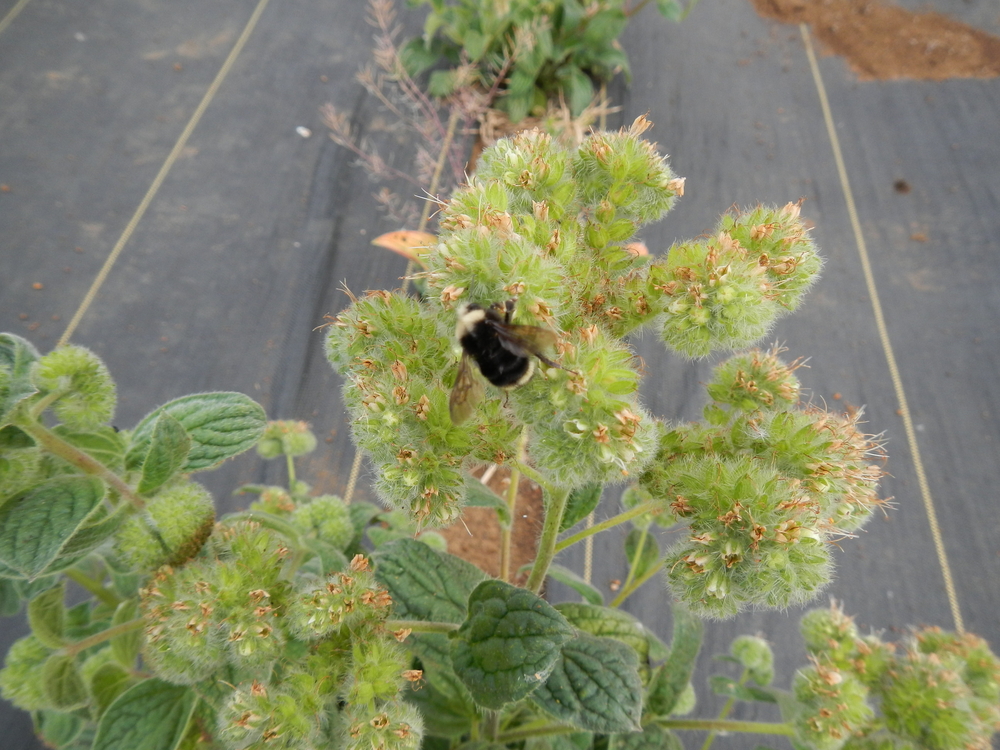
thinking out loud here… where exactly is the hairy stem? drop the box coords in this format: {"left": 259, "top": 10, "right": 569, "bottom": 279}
{"left": 63, "top": 568, "right": 121, "bottom": 608}
{"left": 285, "top": 453, "right": 297, "bottom": 489}
{"left": 18, "top": 420, "right": 145, "bottom": 510}
{"left": 496, "top": 718, "right": 794, "bottom": 743}
{"left": 610, "top": 557, "right": 664, "bottom": 608}
{"left": 525, "top": 486, "right": 571, "bottom": 594}
{"left": 554, "top": 499, "right": 659, "bottom": 554}
{"left": 62, "top": 616, "right": 145, "bottom": 657}
{"left": 700, "top": 668, "right": 749, "bottom": 750}
{"left": 384, "top": 619, "right": 460, "bottom": 634}
{"left": 500, "top": 430, "right": 529, "bottom": 582}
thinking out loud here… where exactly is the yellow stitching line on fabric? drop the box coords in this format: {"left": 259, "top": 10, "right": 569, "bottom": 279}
{"left": 800, "top": 24, "right": 964, "bottom": 634}
{"left": 58, "top": 0, "right": 274, "bottom": 347}
{"left": 0, "top": 0, "right": 33, "bottom": 36}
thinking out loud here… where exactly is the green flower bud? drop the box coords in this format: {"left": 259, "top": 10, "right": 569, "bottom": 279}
{"left": 345, "top": 637, "right": 408, "bottom": 708}
{"left": 801, "top": 603, "right": 861, "bottom": 662}
{"left": 0, "top": 634, "right": 52, "bottom": 710}
{"left": 881, "top": 649, "right": 990, "bottom": 750}
{"left": 342, "top": 700, "right": 424, "bottom": 750}
{"left": 31, "top": 345, "right": 116, "bottom": 428}
{"left": 291, "top": 495, "right": 353, "bottom": 551}
{"left": 140, "top": 563, "right": 228, "bottom": 684}
{"left": 218, "top": 679, "right": 322, "bottom": 750}
{"left": 730, "top": 635, "right": 775, "bottom": 685}
{"left": 793, "top": 662, "right": 874, "bottom": 750}
{"left": 286, "top": 556, "right": 391, "bottom": 639}
{"left": 707, "top": 348, "right": 802, "bottom": 412}
{"left": 257, "top": 421, "right": 317, "bottom": 459}
{"left": 115, "top": 481, "right": 215, "bottom": 571}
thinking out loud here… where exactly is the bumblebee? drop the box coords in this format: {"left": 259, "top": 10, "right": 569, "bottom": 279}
{"left": 449, "top": 299, "right": 571, "bottom": 424}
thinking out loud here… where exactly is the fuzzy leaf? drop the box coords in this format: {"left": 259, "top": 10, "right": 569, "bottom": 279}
{"left": 451, "top": 579, "right": 574, "bottom": 709}
{"left": 655, "top": 0, "right": 685, "bottom": 21}
{"left": 555, "top": 603, "right": 656, "bottom": 670}
{"left": 645, "top": 605, "right": 703, "bottom": 717}
{"left": 93, "top": 679, "right": 196, "bottom": 750}
{"left": 559, "top": 483, "right": 603, "bottom": 532}
{"left": 42, "top": 653, "right": 88, "bottom": 709}
{"left": 137, "top": 412, "right": 191, "bottom": 495}
{"left": 0, "top": 576, "right": 21, "bottom": 615}
{"left": 89, "top": 662, "right": 133, "bottom": 718}
{"left": 52, "top": 425, "right": 128, "bottom": 473}
{"left": 610, "top": 725, "right": 683, "bottom": 750}
{"left": 533, "top": 633, "right": 642, "bottom": 732}
{"left": 126, "top": 392, "right": 265, "bottom": 472}
{"left": 546, "top": 564, "right": 603, "bottom": 605}
{"left": 28, "top": 582, "right": 66, "bottom": 648}
{"left": 33, "top": 710, "right": 84, "bottom": 749}
{"left": 0, "top": 333, "right": 41, "bottom": 426}
{"left": 465, "top": 476, "right": 512, "bottom": 527}
{"left": 110, "top": 599, "right": 142, "bottom": 668}
{"left": 374, "top": 537, "right": 486, "bottom": 623}
{"left": 0, "top": 476, "right": 106, "bottom": 579}
{"left": 559, "top": 65, "right": 594, "bottom": 116}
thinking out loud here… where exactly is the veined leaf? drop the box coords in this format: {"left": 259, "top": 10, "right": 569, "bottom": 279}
{"left": 610, "top": 724, "right": 683, "bottom": 750}
{"left": 28, "top": 582, "right": 66, "bottom": 648}
{"left": 645, "top": 605, "right": 703, "bottom": 717}
{"left": 559, "top": 483, "right": 602, "bottom": 533}
{"left": 533, "top": 632, "right": 643, "bottom": 732}
{"left": 126, "top": 392, "right": 265, "bottom": 473}
{"left": 52, "top": 425, "right": 127, "bottom": 473}
{"left": 0, "top": 333, "right": 41, "bottom": 426}
{"left": 0, "top": 476, "right": 106, "bottom": 579}
{"left": 374, "top": 537, "right": 485, "bottom": 623}
{"left": 451, "top": 579, "right": 574, "bottom": 709}
{"left": 137, "top": 412, "right": 190, "bottom": 496}
{"left": 42, "top": 653, "right": 88, "bottom": 710}
{"left": 93, "top": 679, "right": 197, "bottom": 750}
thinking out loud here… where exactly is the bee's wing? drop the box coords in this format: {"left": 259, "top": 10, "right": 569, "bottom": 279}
{"left": 490, "top": 323, "right": 569, "bottom": 370}
{"left": 449, "top": 353, "right": 485, "bottom": 424}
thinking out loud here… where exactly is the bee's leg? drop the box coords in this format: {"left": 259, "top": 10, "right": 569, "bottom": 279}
{"left": 502, "top": 298, "right": 517, "bottom": 323}
{"left": 535, "top": 352, "right": 579, "bottom": 376}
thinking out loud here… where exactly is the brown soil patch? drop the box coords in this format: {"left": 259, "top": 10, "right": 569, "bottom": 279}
{"left": 438, "top": 467, "right": 543, "bottom": 583}
{"left": 749, "top": 0, "right": 1000, "bottom": 79}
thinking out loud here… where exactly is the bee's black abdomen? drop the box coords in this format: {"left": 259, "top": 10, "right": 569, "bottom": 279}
{"left": 457, "top": 305, "right": 534, "bottom": 388}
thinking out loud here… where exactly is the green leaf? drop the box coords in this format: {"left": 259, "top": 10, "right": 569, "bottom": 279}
{"left": 555, "top": 603, "right": 654, "bottom": 668}
{"left": 94, "top": 679, "right": 197, "bottom": 750}
{"left": 451, "top": 579, "right": 574, "bottom": 709}
{"left": 52, "top": 425, "right": 127, "bottom": 473}
{"left": 42, "top": 653, "right": 88, "bottom": 709}
{"left": 34, "top": 710, "right": 84, "bottom": 749}
{"left": 462, "top": 28, "right": 487, "bottom": 60}
{"left": 559, "top": 65, "right": 594, "bottom": 116}
{"left": 655, "top": 0, "right": 684, "bottom": 21}
{"left": 645, "top": 605, "right": 703, "bottom": 717}
{"left": 374, "top": 537, "right": 486, "bottom": 623}
{"left": 624, "top": 528, "right": 660, "bottom": 582}
{"left": 0, "top": 475, "right": 106, "bottom": 579}
{"left": 465, "top": 475, "right": 511, "bottom": 527}
{"left": 126, "top": 392, "right": 265, "bottom": 473}
{"left": 0, "top": 333, "right": 41, "bottom": 426}
{"left": 399, "top": 36, "right": 440, "bottom": 76}
{"left": 546, "top": 564, "right": 603, "bottom": 605}
{"left": 559, "top": 483, "right": 602, "bottom": 532}
{"left": 137, "top": 412, "right": 190, "bottom": 496}
{"left": 89, "top": 662, "right": 133, "bottom": 718}
{"left": 428, "top": 68, "right": 460, "bottom": 97}
{"left": 0, "top": 575, "right": 21, "bottom": 615}
{"left": 610, "top": 725, "right": 683, "bottom": 750}
{"left": 708, "top": 675, "right": 778, "bottom": 703}
{"left": 533, "top": 633, "right": 642, "bottom": 732}
{"left": 110, "top": 599, "right": 142, "bottom": 668}
{"left": 28, "top": 582, "right": 67, "bottom": 648}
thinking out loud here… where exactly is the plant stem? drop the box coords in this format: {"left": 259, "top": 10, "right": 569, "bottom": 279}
{"left": 285, "top": 453, "right": 297, "bottom": 489}
{"left": 661, "top": 719, "right": 795, "bottom": 737}
{"left": 63, "top": 567, "right": 121, "bottom": 608}
{"left": 510, "top": 460, "right": 554, "bottom": 497}
{"left": 62, "top": 616, "right": 145, "bottom": 657}
{"left": 384, "top": 619, "right": 460, "bottom": 634}
{"left": 619, "top": 525, "right": 648, "bottom": 594}
{"left": 419, "top": 107, "right": 461, "bottom": 230}
{"left": 609, "top": 557, "right": 664, "bottom": 608}
{"left": 554, "top": 499, "right": 659, "bottom": 554}
{"left": 500, "top": 430, "right": 529, "bottom": 582}
{"left": 700, "top": 668, "right": 749, "bottom": 750}
{"left": 525, "top": 485, "right": 570, "bottom": 594}
{"left": 18, "top": 420, "right": 145, "bottom": 510}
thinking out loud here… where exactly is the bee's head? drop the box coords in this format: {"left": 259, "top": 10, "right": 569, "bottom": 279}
{"left": 455, "top": 302, "right": 487, "bottom": 339}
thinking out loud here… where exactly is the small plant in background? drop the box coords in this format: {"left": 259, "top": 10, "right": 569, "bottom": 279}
{"left": 402, "top": 0, "right": 700, "bottom": 121}
{"left": 1, "top": 123, "right": 997, "bottom": 749}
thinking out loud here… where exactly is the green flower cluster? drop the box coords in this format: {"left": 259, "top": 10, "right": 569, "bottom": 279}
{"left": 639, "top": 349, "right": 885, "bottom": 617}
{"left": 794, "top": 604, "right": 1000, "bottom": 750}
{"left": 115, "top": 480, "right": 216, "bottom": 570}
{"left": 327, "top": 123, "right": 821, "bottom": 526}
{"left": 31, "top": 345, "right": 117, "bottom": 428}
